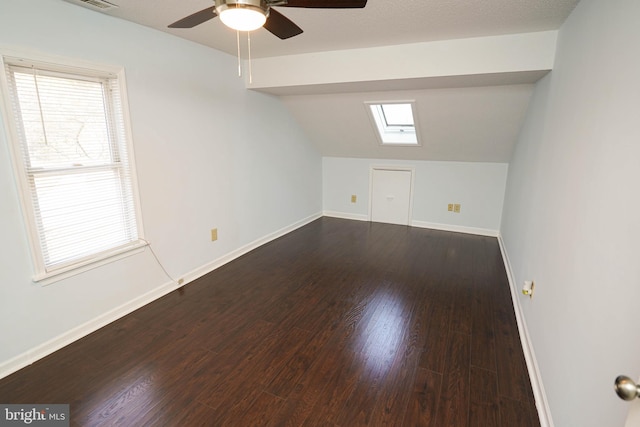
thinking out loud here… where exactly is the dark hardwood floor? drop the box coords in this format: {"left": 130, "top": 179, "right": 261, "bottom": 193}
{"left": 0, "top": 217, "right": 539, "bottom": 426}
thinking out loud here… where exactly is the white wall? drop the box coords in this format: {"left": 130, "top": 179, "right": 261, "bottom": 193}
{"left": 324, "top": 156, "right": 507, "bottom": 234}
{"left": 249, "top": 31, "right": 557, "bottom": 93}
{"left": 0, "top": 0, "right": 322, "bottom": 375}
{"left": 500, "top": 0, "right": 640, "bottom": 426}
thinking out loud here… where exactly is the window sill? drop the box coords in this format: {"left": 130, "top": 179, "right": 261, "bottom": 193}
{"left": 33, "top": 240, "right": 148, "bottom": 286}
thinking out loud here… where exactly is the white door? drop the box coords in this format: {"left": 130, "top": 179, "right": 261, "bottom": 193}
{"left": 625, "top": 386, "right": 640, "bottom": 427}
{"left": 370, "top": 168, "right": 412, "bottom": 225}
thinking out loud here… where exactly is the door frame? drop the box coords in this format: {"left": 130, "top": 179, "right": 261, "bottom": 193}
{"left": 368, "top": 165, "right": 415, "bottom": 225}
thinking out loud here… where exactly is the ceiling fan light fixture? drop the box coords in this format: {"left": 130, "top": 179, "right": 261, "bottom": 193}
{"left": 216, "top": 0, "right": 268, "bottom": 32}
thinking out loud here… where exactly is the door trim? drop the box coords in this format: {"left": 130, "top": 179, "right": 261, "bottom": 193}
{"left": 368, "top": 165, "right": 415, "bottom": 224}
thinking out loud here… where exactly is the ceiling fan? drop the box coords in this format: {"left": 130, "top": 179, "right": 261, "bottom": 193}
{"left": 168, "top": 0, "right": 368, "bottom": 39}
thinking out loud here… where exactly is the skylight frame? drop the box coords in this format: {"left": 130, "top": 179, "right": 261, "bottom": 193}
{"left": 365, "top": 101, "right": 422, "bottom": 147}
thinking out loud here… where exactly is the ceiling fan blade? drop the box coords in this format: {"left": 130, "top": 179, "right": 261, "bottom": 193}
{"left": 279, "top": 0, "right": 367, "bottom": 8}
{"left": 168, "top": 7, "right": 217, "bottom": 28}
{"left": 264, "top": 8, "right": 303, "bottom": 39}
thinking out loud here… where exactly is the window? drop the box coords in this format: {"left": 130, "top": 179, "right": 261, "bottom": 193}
{"left": 366, "top": 101, "right": 421, "bottom": 146}
{"left": 0, "top": 54, "right": 144, "bottom": 282}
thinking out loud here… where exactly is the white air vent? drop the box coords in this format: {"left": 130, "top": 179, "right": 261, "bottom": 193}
{"left": 63, "top": 0, "right": 118, "bottom": 11}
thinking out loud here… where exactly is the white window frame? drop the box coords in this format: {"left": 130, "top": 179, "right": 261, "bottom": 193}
{"left": 0, "top": 49, "right": 146, "bottom": 285}
{"left": 365, "top": 100, "right": 422, "bottom": 147}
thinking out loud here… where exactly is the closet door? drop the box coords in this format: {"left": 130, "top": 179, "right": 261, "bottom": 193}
{"left": 370, "top": 168, "right": 412, "bottom": 226}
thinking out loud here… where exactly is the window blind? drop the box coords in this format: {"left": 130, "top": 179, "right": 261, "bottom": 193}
{"left": 4, "top": 60, "right": 141, "bottom": 275}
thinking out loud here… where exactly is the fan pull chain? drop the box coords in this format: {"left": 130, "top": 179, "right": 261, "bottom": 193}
{"left": 248, "top": 32, "right": 253, "bottom": 84}
{"left": 234, "top": 31, "right": 255, "bottom": 83}
{"left": 236, "top": 30, "right": 242, "bottom": 77}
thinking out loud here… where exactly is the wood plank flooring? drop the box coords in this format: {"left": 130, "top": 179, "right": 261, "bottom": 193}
{"left": 0, "top": 217, "right": 540, "bottom": 426}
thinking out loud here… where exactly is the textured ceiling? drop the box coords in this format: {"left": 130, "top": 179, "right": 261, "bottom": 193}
{"left": 281, "top": 85, "right": 535, "bottom": 162}
{"left": 66, "top": 0, "right": 580, "bottom": 59}
{"left": 61, "top": 0, "right": 580, "bottom": 162}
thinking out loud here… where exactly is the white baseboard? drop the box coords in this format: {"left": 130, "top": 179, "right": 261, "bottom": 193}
{"left": 497, "top": 234, "right": 553, "bottom": 427}
{"left": 323, "top": 210, "right": 369, "bottom": 222}
{"left": 0, "top": 212, "right": 322, "bottom": 381}
{"left": 181, "top": 212, "right": 322, "bottom": 284}
{"left": 322, "top": 212, "right": 500, "bottom": 238}
{"left": 411, "top": 220, "right": 499, "bottom": 237}
{"left": 0, "top": 278, "right": 178, "bottom": 380}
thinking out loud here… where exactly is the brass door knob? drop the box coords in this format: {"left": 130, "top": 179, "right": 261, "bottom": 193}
{"left": 615, "top": 375, "right": 640, "bottom": 401}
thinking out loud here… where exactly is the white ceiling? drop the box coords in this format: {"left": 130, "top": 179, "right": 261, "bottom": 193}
{"left": 63, "top": 0, "right": 580, "bottom": 162}
{"left": 281, "top": 85, "right": 534, "bottom": 162}
{"left": 74, "top": 0, "right": 579, "bottom": 59}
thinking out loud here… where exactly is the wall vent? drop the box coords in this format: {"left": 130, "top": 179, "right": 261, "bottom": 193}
{"left": 63, "top": 0, "right": 118, "bottom": 11}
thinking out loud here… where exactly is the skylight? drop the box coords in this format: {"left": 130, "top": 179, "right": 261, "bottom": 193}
{"left": 366, "top": 101, "right": 420, "bottom": 146}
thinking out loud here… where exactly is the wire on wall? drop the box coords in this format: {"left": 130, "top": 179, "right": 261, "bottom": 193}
{"left": 141, "top": 239, "right": 181, "bottom": 286}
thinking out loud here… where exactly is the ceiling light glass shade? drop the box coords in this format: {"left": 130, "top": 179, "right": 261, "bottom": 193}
{"left": 218, "top": 6, "right": 267, "bottom": 31}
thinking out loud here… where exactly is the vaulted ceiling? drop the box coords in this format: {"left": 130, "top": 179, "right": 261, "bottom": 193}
{"left": 62, "top": 0, "right": 581, "bottom": 162}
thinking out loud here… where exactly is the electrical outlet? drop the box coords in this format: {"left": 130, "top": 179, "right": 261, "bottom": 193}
{"left": 211, "top": 228, "right": 218, "bottom": 241}
{"left": 454, "top": 204, "right": 461, "bottom": 213}
{"left": 351, "top": 195, "right": 357, "bottom": 203}
{"left": 522, "top": 280, "right": 535, "bottom": 298}
{"left": 448, "top": 204, "right": 453, "bottom": 212}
